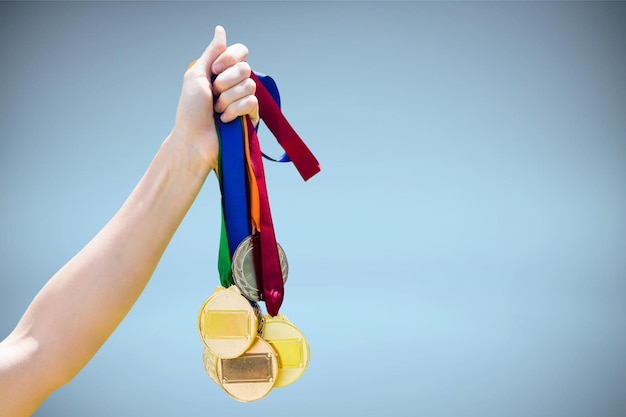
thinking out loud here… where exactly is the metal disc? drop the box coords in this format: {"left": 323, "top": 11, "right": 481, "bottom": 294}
{"left": 198, "top": 286, "right": 258, "bottom": 358}
{"left": 261, "top": 314, "right": 310, "bottom": 388}
{"left": 232, "top": 235, "right": 288, "bottom": 302}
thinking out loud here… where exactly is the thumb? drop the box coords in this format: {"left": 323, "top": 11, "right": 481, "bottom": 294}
{"left": 195, "top": 25, "right": 227, "bottom": 77}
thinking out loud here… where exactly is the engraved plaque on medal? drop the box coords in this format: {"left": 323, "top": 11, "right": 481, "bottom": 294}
{"left": 216, "top": 336, "right": 278, "bottom": 402}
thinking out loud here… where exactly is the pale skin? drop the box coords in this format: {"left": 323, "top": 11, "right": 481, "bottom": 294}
{"left": 0, "top": 26, "right": 258, "bottom": 417}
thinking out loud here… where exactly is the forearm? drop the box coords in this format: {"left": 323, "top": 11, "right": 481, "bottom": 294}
{"left": 8, "top": 134, "right": 209, "bottom": 386}
{"left": 0, "top": 26, "right": 256, "bottom": 415}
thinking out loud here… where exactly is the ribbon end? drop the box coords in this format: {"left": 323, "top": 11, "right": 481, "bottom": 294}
{"left": 299, "top": 163, "right": 321, "bottom": 182}
{"left": 265, "top": 289, "right": 284, "bottom": 317}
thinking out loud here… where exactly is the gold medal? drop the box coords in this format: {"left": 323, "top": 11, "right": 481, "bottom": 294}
{"left": 261, "top": 314, "right": 310, "bottom": 388}
{"left": 198, "top": 286, "right": 258, "bottom": 358}
{"left": 231, "top": 235, "right": 289, "bottom": 302}
{"left": 216, "top": 336, "right": 278, "bottom": 402}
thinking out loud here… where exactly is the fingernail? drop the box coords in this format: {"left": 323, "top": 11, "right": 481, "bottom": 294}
{"left": 212, "top": 62, "right": 224, "bottom": 74}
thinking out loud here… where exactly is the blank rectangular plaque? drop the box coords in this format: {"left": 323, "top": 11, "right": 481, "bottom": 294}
{"left": 221, "top": 353, "right": 273, "bottom": 383}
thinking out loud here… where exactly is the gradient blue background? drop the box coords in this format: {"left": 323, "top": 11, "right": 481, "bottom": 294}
{"left": 1, "top": 2, "right": 625, "bottom": 416}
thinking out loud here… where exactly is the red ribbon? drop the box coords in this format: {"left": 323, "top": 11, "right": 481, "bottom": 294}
{"left": 245, "top": 117, "right": 284, "bottom": 316}
{"left": 250, "top": 72, "right": 321, "bottom": 182}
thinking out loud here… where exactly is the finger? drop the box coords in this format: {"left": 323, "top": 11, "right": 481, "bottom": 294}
{"left": 214, "top": 77, "right": 256, "bottom": 113}
{"left": 212, "top": 43, "right": 249, "bottom": 75}
{"left": 220, "top": 95, "right": 259, "bottom": 125}
{"left": 190, "top": 25, "right": 227, "bottom": 77}
{"left": 213, "top": 61, "right": 252, "bottom": 96}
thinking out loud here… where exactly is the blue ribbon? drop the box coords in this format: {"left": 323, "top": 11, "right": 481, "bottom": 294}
{"left": 217, "top": 116, "right": 250, "bottom": 257}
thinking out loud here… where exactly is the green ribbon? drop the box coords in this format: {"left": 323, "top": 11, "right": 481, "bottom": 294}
{"left": 215, "top": 125, "right": 233, "bottom": 287}
{"left": 217, "top": 208, "right": 232, "bottom": 287}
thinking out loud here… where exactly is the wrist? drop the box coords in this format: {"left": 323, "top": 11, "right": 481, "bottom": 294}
{"left": 164, "top": 129, "right": 218, "bottom": 179}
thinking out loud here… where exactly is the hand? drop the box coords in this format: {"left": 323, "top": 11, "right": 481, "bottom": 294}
{"left": 169, "top": 26, "right": 258, "bottom": 175}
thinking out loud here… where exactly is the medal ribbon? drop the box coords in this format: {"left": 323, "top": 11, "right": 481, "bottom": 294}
{"left": 214, "top": 124, "right": 232, "bottom": 288}
{"left": 246, "top": 72, "right": 322, "bottom": 315}
{"left": 217, "top": 117, "right": 250, "bottom": 256}
{"left": 250, "top": 72, "right": 321, "bottom": 181}
{"left": 252, "top": 72, "right": 291, "bottom": 163}
{"left": 215, "top": 116, "right": 250, "bottom": 287}
{"left": 244, "top": 116, "right": 284, "bottom": 316}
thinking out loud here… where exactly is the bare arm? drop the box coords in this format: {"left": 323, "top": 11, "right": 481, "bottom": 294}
{"left": 0, "top": 26, "right": 258, "bottom": 416}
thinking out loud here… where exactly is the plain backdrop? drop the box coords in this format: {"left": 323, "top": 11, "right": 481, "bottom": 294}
{"left": 1, "top": 2, "right": 625, "bottom": 416}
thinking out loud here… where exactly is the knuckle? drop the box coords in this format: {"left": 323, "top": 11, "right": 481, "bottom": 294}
{"left": 212, "top": 76, "right": 226, "bottom": 94}
{"left": 214, "top": 98, "right": 224, "bottom": 113}
{"left": 244, "top": 78, "right": 256, "bottom": 95}
{"left": 232, "top": 43, "right": 249, "bottom": 59}
{"left": 211, "top": 82, "right": 222, "bottom": 96}
{"left": 183, "top": 68, "right": 196, "bottom": 82}
{"left": 238, "top": 60, "right": 251, "bottom": 72}
{"left": 238, "top": 96, "right": 257, "bottom": 117}
{"left": 221, "top": 108, "right": 235, "bottom": 123}
{"left": 235, "top": 62, "right": 251, "bottom": 79}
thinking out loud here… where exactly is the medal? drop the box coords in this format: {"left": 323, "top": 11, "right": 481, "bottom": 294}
{"left": 262, "top": 314, "right": 310, "bottom": 388}
{"left": 216, "top": 336, "right": 278, "bottom": 402}
{"left": 232, "top": 235, "right": 289, "bottom": 302}
{"left": 198, "top": 285, "right": 258, "bottom": 358}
